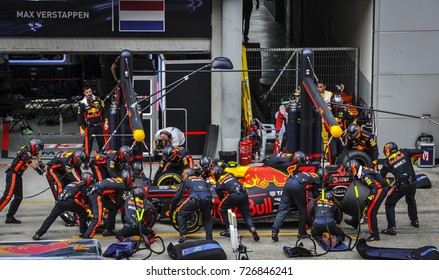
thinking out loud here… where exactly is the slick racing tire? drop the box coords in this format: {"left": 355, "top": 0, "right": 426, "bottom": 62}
{"left": 335, "top": 150, "right": 373, "bottom": 168}
{"left": 156, "top": 173, "right": 182, "bottom": 186}
{"left": 306, "top": 199, "right": 343, "bottom": 226}
{"left": 170, "top": 205, "right": 203, "bottom": 234}
{"left": 341, "top": 179, "right": 370, "bottom": 218}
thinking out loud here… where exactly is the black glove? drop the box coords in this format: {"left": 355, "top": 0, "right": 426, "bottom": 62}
{"left": 169, "top": 204, "right": 177, "bottom": 215}
{"left": 153, "top": 149, "right": 159, "bottom": 157}
{"left": 35, "top": 166, "right": 44, "bottom": 175}
{"left": 38, "top": 161, "right": 45, "bottom": 171}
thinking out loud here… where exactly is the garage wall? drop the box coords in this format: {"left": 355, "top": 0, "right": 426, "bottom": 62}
{"left": 374, "top": 0, "right": 439, "bottom": 156}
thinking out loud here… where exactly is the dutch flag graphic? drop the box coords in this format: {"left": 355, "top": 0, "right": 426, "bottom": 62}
{"left": 119, "top": 0, "right": 165, "bottom": 32}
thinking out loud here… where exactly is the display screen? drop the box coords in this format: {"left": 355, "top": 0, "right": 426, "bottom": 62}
{"left": 0, "top": 0, "right": 211, "bottom": 37}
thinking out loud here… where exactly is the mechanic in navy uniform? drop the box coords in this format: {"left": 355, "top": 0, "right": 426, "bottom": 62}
{"left": 0, "top": 138, "right": 45, "bottom": 224}
{"left": 345, "top": 123, "right": 379, "bottom": 170}
{"left": 83, "top": 170, "right": 132, "bottom": 239}
{"left": 33, "top": 172, "right": 95, "bottom": 240}
{"left": 211, "top": 166, "right": 260, "bottom": 241}
{"left": 153, "top": 145, "right": 194, "bottom": 184}
{"left": 46, "top": 150, "right": 86, "bottom": 199}
{"left": 199, "top": 156, "right": 229, "bottom": 180}
{"left": 310, "top": 191, "right": 346, "bottom": 248}
{"left": 327, "top": 94, "right": 356, "bottom": 164}
{"left": 278, "top": 169, "right": 324, "bottom": 239}
{"left": 271, "top": 151, "right": 309, "bottom": 241}
{"left": 380, "top": 142, "right": 424, "bottom": 235}
{"left": 115, "top": 187, "right": 156, "bottom": 244}
{"left": 77, "top": 86, "right": 109, "bottom": 160}
{"left": 169, "top": 168, "right": 213, "bottom": 243}
{"left": 90, "top": 145, "right": 132, "bottom": 181}
{"left": 344, "top": 160, "right": 389, "bottom": 241}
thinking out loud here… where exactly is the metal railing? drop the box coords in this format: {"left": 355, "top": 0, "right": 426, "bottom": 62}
{"left": 245, "top": 47, "right": 359, "bottom": 123}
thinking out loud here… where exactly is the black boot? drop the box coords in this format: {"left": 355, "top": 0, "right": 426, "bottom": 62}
{"left": 271, "top": 231, "right": 279, "bottom": 242}
{"left": 5, "top": 216, "right": 21, "bottom": 224}
{"left": 344, "top": 219, "right": 358, "bottom": 230}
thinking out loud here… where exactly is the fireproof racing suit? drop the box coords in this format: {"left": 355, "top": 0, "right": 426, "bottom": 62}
{"left": 153, "top": 146, "right": 194, "bottom": 184}
{"left": 380, "top": 148, "right": 423, "bottom": 229}
{"left": 328, "top": 107, "right": 356, "bottom": 164}
{"left": 281, "top": 172, "right": 321, "bottom": 236}
{"left": 310, "top": 197, "right": 346, "bottom": 245}
{"left": 346, "top": 130, "right": 379, "bottom": 169}
{"left": 214, "top": 173, "right": 257, "bottom": 235}
{"left": 346, "top": 166, "right": 389, "bottom": 238}
{"left": 77, "top": 96, "right": 109, "bottom": 158}
{"left": 90, "top": 150, "right": 126, "bottom": 181}
{"left": 116, "top": 194, "right": 155, "bottom": 242}
{"left": 170, "top": 175, "right": 213, "bottom": 240}
{"left": 35, "top": 181, "right": 89, "bottom": 238}
{"left": 83, "top": 177, "right": 127, "bottom": 238}
{"left": 0, "top": 146, "right": 42, "bottom": 219}
{"left": 46, "top": 151, "right": 82, "bottom": 199}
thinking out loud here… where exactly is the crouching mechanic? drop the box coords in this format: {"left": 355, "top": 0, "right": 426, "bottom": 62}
{"left": 46, "top": 150, "right": 86, "bottom": 198}
{"left": 153, "top": 145, "right": 194, "bottom": 184}
{"left": 280, "top": 169, "right": 323, "bottom": 239}
{"left": 116, "top": 187, "right": 156, "bottom": 244}
{"left": 199, "top": 156, "right": 229, "bottom": 180}
{"left": 310, "top": 191, "right": 346, "bottom": 248}
{"left": 90, "top": 145, "right": 132, "bottom": 181}
{"left": 83, "top": 169, "right": 132, "bottom": 239}
{"left": 170, "top": 168, "right": 213, "bottom": 243}
{"left": 33, "top": 172, "right": 95, "bottom": 240}
{"left": 211, "top": 166, "right": 260, "bottom": 241}
{"left": 0, "top": 138, "right": 45, "bottom": 224}
{"left": 345, "top": 123, "right": 379, "bottom": 170}
{"left": 344, "top": 160, "right": 389, "bottom": 241}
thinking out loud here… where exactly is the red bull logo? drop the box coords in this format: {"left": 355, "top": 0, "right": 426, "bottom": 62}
{"left": 212, "top": 196, "right": 274, "bottom": 219}
{"left": 249, "top": 197, "right": 273, "bottom": 216}
{"left": 287, "top": 164, "right": 318, "bottom": 175}
{"left": 240, "top": 166, "right": 288, "bottom": 188}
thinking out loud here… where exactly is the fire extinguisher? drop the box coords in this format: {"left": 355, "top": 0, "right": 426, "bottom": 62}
{"left": 273, "top": 136, "right": 280, "bottom": 155}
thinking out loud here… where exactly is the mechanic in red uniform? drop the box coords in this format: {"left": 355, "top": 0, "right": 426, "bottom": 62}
{"left": 344, "top": 160, "right": 389, "bottom": 242}
{"left": 0, "top": 138, "right": 45, "bottom": 224}
{"left": 77, "top": 86, "right": 109, "bottom": 160}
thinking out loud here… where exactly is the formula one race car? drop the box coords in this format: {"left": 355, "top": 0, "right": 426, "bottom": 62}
{"left": 143, "top": 156, "right": 370, "bottom": 234}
